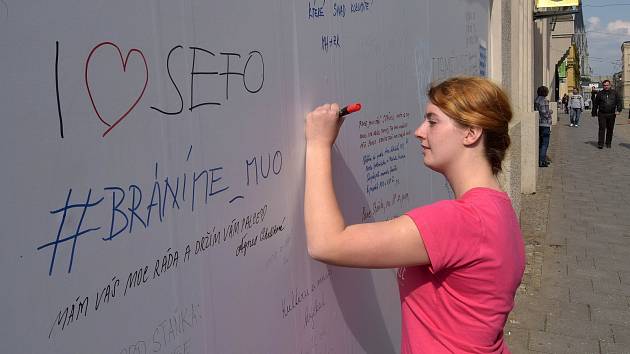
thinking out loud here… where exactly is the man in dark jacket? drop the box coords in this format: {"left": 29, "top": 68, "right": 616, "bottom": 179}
{"left": 592, "top": 80, "right": 622, "bottom": 149}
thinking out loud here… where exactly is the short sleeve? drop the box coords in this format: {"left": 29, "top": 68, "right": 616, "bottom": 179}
{"left": 405, "top": 200, "right": 483, "bottom": 273}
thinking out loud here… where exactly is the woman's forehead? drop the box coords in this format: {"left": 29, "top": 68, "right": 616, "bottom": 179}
{"left": 425, "top": 103, "right": 457, "bottom": 123}
{"left": 425, "top": 102, "right": 445, "bottom": 116}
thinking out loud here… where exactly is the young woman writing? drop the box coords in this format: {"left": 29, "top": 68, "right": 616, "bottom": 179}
{"left": 304, "top": 77, "right": 525, "bottom": 353}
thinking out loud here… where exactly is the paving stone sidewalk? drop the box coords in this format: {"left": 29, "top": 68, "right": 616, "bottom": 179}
{"left": 505, "top": 109, "right": 630, "bottom": 353}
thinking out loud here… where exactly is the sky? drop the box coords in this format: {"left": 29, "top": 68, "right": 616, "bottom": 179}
{"left": 582, "top": 1, "right": 630, "bottom": 77}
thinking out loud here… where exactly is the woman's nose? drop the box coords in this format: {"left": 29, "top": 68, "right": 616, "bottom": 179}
{"left": 414, "top": 121, "right": 426, "bottom": 140}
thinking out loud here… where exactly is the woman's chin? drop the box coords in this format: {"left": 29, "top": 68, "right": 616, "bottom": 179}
{"left": 423, "top": 160, "right": 444, "bottom": 174}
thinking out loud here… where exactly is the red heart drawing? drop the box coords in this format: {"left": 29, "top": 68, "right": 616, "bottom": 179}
{"left": 85, "top": 42, "right": 148, "bottom": 137}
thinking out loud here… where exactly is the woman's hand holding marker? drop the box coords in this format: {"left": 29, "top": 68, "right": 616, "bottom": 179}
{"left": 305, "top": 102, "right": 362, "bottom": 148}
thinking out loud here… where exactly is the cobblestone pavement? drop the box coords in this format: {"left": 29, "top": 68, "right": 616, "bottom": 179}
{"left": 505, "top": 110, "right": 630, "bottom": 354}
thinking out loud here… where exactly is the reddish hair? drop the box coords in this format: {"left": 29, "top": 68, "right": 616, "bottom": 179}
{"left": 428, "top": 77, "right": 513, "bottom": 175}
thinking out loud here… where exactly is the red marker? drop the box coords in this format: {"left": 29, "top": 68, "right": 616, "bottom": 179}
{"left": 338, "top": 103, "right": 362, "bottom": 117}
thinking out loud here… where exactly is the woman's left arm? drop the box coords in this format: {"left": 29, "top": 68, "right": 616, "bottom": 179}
{"left": 304, "top": 104, "right": 429, "bottom": 268}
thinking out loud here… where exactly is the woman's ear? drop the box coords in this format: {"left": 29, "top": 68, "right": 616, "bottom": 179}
{"left": 462, "top": 126, "right": 483, "bottom": 146}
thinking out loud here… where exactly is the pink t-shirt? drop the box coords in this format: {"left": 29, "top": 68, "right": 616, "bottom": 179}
{"left": 399, "top": 187, "right": 525, "bottom": 353}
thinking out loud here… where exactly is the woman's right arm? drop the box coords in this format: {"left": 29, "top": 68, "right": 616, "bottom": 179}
{"left": 304, "top": 104, "right": 430, "bottom": 268}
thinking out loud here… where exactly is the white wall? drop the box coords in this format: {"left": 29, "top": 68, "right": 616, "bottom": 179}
{"left": 0, "top": 1, "right": 490, "bottom": 353}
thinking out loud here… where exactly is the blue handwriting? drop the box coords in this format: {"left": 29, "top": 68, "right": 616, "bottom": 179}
{"left": 37, "top": 146, "right": 230, "bottom": 275}
{"left": 308, "top": 0, "right": 326, "bottom": 19}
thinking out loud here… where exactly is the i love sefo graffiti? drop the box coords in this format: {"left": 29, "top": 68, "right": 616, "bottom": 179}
{"left": 55, "top": 41, "right": 264, "bottom": 138}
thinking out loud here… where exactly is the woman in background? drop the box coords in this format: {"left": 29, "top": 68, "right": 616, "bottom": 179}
{"left": 535, "top": 85, "right": 553, "bottom": 167}
{"left": 304, "top": 76, "right": 525, "bottom": 353}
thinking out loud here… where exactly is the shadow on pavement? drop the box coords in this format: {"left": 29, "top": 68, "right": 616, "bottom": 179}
{"left": 584, "top": 141, "right": 601, "bottom": 148}
{"left": 619, "top": 143, "right": 630, "bottom": 150}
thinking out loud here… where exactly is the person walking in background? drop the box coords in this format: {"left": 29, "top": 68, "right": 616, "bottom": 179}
{"left": 592, "top": 79, "right": 622, "bottom": 149}
{"left": 561, "top": 93, "right": 569, "bottom": 114}
{"left": 535, "top": 86, "right": 553, "bottom": 167}
{"left": 568, "top": 88, "right": 584, "bottom": 127}
{"left": 304, "top": 77, "right": 525, "bottom": 353}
